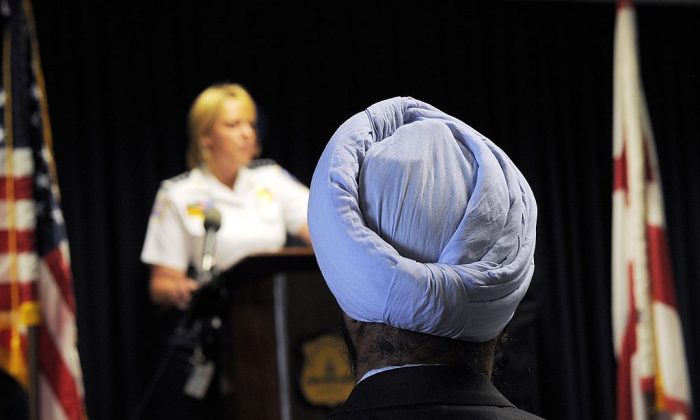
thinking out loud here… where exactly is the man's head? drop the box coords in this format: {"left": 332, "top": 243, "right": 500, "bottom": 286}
{"left": 308, "top": 98, "right": 536, "bottom": 376}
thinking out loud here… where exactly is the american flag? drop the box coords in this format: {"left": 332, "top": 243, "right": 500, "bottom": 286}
{"left": 612, "top": 0, "right": 692, "bottom": 419}
{"left": 1, "top": 0, "right": 86, "bottom": 419}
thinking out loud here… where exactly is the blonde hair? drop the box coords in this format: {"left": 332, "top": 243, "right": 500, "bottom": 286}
{"left": 186, "top": 83, "right": 257, "bottom": 169}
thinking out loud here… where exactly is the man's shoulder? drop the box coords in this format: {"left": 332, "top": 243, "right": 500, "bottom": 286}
{"left": 328, "top": 403, "right": 544, "bottom": 420}
{"left": 327, "top": 365, "right": 545, "bottom": 419}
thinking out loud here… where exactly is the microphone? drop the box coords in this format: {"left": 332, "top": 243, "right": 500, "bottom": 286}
{"left": 200, "top": 208, "right": 222, "bottom": 284}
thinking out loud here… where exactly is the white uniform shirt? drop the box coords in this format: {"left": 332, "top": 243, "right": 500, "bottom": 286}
{"left": 141, "top": 163, "right": 309, "bottom": 275}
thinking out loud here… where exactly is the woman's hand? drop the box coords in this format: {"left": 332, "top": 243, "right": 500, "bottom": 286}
{"left": 149, "top": 265, "right": 199, "bottom": 310}
{"left": 297, "top": 224, "right": 312, "bottom": 246}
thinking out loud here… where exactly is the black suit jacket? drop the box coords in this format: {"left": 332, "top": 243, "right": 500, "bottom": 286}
{"left": 327, "top": 365, "right": 544, "bottom": 419}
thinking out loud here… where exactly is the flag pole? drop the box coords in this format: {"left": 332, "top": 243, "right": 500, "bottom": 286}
{"left": 20, "top": 0, "right": 41, "bottom": 417}
{"left": 23, "top": 2, "right": 44, "bottom": 417}
{"left": 28, "top": 327, "right": 39, "bottom": 420}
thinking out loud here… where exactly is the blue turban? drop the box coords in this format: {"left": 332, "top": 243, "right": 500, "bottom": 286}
{"left": 308, "top": 97, "right": 537, "bottom": 341}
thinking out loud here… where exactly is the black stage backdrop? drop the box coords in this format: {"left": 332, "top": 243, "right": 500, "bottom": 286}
{"left": 31, "top": 1, "right": 700, "bottom": 419}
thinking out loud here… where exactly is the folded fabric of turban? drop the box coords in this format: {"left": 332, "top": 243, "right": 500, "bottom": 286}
{"left": 308, "top": 97, "right": 537, "bottom": 342}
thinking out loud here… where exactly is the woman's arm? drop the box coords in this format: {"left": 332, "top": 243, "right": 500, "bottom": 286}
{"left": 296, "top": 224, "right": 312, "bottom": 246}
{"left": 149, "top": 265, "right": 199, "bottom": 310}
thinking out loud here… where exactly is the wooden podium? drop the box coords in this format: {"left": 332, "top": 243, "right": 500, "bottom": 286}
{"left": 214, "top": 247, "right": 541, "bottom": 418}
{"left": 219, "top": 247, "right": 353, "bottom": 420}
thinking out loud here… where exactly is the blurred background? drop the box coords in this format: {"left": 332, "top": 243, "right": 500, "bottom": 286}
{"left": 27, "top": 1, "right": 700, "bottom": 419}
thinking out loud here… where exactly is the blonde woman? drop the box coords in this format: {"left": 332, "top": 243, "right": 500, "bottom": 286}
{"left": 141, "top": 83, "right": 310, "bottom": 310}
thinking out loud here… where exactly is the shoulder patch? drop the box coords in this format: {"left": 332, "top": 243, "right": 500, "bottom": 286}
{"left": 161, "top": 171, "right": 191, "bottom": 189}
{"left": 167, "top": 171, "right": 191, "bottom": 183}
{"left": 248, "top": 158, "right": 277, "bottom": 169}
{"left": 150, "top": 188, "right": 170, "bottom": 219}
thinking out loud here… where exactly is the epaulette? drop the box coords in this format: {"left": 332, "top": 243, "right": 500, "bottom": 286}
{"left": 248, "top": 158, "right": 277, "bottom": 169}
{"left": 161, "top": 171, "right": 191, "bottom": 188}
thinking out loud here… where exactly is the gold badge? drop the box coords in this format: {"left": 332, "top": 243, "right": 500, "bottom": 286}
{"left": 299, "top": 334, "right": 354, "bottom": 407}
{"left": 256, "top": 187, "right": 274, "bottom": 203}
{"left": 186, "top": 202, "right": 206, "bottom": 219}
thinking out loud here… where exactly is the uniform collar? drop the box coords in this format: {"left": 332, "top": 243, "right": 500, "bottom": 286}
{"left": 195, "top": 165, "right": 253, "bottom": 195}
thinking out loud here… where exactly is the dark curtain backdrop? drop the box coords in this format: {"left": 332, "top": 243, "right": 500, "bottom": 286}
{"left": 30, "top": 1, "right": 700, "bottom": 419}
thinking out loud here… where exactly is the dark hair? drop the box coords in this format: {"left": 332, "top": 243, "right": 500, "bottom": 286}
{"left": 342, "top": 319, "right": 507, "bottom": 380}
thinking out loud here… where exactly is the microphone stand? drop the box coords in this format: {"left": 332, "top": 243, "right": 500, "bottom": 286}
{"left": 130, "top": 268, "right": 227, "bottom": 420}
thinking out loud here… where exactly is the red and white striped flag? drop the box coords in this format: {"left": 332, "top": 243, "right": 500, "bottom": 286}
{"left": 1, "top": 0, "right": 87, "bottom": 418}
{"left": 612, "top": 1, "right": 692, "bottom": 419}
